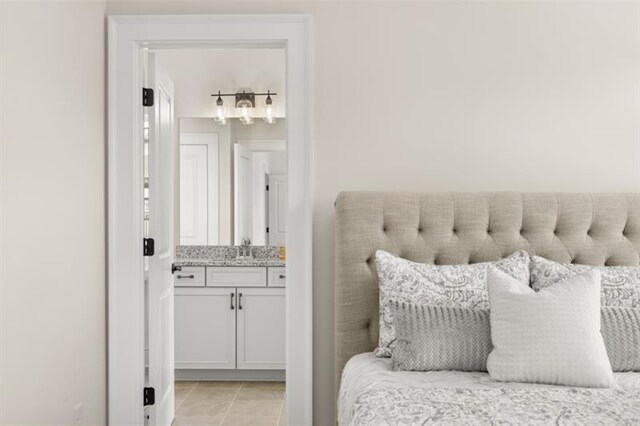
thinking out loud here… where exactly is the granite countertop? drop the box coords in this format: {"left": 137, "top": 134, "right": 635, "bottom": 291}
{"left": 174, "top": 258, "right": 286, "bottom": 267}
{"left": 174, "top": 245, "right": 285, "bottom": 268}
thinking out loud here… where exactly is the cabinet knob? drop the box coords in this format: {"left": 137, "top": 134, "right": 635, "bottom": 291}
{"left": 279, "top": 274, "right": 286, "bottom": 279}
{"left": 238, "top": 293, "right": 243, "bottom": 310}
{"left": 177, "top": 274, "right": 195, "bottom": 279}
{"left": 230, "top": 293, "right": 235, "bottom": 310}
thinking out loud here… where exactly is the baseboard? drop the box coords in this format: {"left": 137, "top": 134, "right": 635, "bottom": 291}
{"left": 175, "top": 369, "right": 286, "bottom": 381}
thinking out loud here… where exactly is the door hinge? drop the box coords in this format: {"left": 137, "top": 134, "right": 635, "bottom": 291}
{"left": 142, "top": 88, "right": 154, "bottom": 107}
{"left": 266, "top": 185, "right": 269, "bottom": 191}
{"left": 144, "top": 387, "right": 155, "bottom": 406}
{"left": 266, "top": 227, "right": 269, "bottom": 233}
{"left": 143, "top": 238, "right": 155, "bottom": 256}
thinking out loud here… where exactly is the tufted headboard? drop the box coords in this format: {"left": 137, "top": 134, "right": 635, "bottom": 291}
{"left": 334, "top": 192, "right": 640, "bottom": 386}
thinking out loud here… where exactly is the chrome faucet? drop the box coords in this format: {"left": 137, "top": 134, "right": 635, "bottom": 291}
{"left": 238, "top": 237, "right": 252, "bottom": 258}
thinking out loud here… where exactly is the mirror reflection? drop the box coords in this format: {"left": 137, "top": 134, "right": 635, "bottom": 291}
{"left": 154, "top": 48, "right": 287, "bottom": 247}
{"left": 178, "top": 121, "right": 287, "bottom": 246}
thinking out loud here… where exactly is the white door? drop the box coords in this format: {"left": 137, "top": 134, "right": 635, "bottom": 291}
{"left": 268, "top": 174, "right": 287, "bottom": 246}
{"left": 174, "top": 288, "right": 236, "bottom": 369}
{"left": 236, "top": 287, "right": 286, "bottom": 370}
{"left": 179, "top": 132, "right": 219, "bottom": 245}
{"left": 179, "top": 145, "right": 208, "bottom": 245}
{"left": 234, "top": 143, "right": 252, "bottom": 244}
{"left": 146, "top": 53, "right": 175, "bottom": 426}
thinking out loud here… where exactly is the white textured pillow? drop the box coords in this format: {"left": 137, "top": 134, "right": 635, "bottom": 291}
{"left": 374, "top": 250, "right": 530, "bottom": 357}
{"left": 487, "top": 267, "right": 614, "bottom": 388}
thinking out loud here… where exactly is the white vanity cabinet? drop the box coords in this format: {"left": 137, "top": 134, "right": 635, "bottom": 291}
{"left": 237, "top": 287, "right": 285, "bottom": 369}
{"left": 174, "top": 266, "right": 285, "bottom": 373}
{"left": 174, "top": 287, "right": 236, "bottom": 369}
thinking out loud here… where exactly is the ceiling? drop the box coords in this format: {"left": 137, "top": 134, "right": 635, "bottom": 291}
{"left": 155, "top": 48, "right": 286, "bottom": 119}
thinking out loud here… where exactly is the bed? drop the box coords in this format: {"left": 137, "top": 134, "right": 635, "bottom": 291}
{"left": 334, "top": 192, "right": 640, "bottom": 425}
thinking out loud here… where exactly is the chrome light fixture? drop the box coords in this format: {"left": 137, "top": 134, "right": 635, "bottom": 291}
{"left": 211, "top": 90, "right": 278, "bottom": 125}
{"left": 213, "top": 91, "right": 227, "bottom": 125}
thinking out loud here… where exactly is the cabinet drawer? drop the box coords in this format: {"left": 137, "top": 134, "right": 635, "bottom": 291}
{"left": 174, "top": 266, "right": 205, "bottom": 287}
{"left": 206, "top": 267, "right": 267, "bottom": 287}
{"left": 268, "top": 267, "right": 286, "bottom": 287}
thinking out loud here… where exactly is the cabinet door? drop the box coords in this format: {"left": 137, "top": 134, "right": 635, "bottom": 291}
{"left": 236, "top": 288, "right": 286, "bottom": 370}
{"left": 175, "top": 288, "right": 236, "bottom": 369}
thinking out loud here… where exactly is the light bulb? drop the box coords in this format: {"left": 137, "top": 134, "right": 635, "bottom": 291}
{"left": 237, "top": 99, "right": 253, "bottom": 125}
{"left": 263, "top": 91, "right": 276, "bottom": 124}
{"left": 213, "top": 92, "right": 227, "bottom": 125}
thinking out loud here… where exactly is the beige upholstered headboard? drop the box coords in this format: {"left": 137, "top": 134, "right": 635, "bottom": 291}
{"left": 334, "top": 192, "right": 640, "bottom": 385}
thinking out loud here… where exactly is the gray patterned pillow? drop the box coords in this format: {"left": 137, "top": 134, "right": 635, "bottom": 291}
{"left": 391, "top": 302, "right": 640, "bottom": 372}
{"left": 602, "top": 307, "right": 640, "bottom": 372}
{"left": 390, "top": 302, "right": 491, "bottom": 372}
{"left": 374, "top": 250, "right": 530, "bottom": 357}
{"left": 530, "top": 256, "right": 640, "bottom": 307}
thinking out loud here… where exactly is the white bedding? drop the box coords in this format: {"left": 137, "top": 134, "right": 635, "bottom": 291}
{"left": 338, "top": 353, "right": 640, "bottom": 425}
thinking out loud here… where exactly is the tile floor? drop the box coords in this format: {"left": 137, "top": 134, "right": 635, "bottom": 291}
{"left": 173, "top": 381, "right": 286, "bottom": 426}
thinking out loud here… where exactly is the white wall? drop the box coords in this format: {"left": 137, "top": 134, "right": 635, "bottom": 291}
{"left": 0, "top": 1, "right": 106, "bottom": 424}
{"left": 268, "top": 151, "right": 287, "bottom": 175}
{"left": 232, "top": 119, "right": 286, "bottom": 142}
{"left": 2, "top": 1, "right": 638, "bottom": 425}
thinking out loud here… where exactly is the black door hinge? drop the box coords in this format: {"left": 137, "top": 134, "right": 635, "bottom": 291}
{"left": 143, "top": 238, "right": 155, "bottom": 256}
{"left": 266, "top": 227, "right": 269, "bottom": 233}
{"left": 266, "top": 185, "right": 269, "bottom": 191}
{"left": 142, "top": 88, "right": 154, "bottom": 107}
{"left": 144, "top": 387, "right": 155, "bottom": 406}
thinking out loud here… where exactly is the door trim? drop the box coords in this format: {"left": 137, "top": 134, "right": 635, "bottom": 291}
{"left": 107, "top": 15, "right": 313, "bottom": 425}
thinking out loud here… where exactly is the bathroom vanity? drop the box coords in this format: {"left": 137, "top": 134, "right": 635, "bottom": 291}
{"left": 173, "top": 246, "right": 285, "bottom": 380}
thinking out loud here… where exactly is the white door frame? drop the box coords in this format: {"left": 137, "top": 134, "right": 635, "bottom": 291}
{"left": 107, "top": 15, "right": 313, "bottom": 425}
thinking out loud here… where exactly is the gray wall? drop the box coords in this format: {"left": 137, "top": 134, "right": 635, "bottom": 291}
{"left": 2, "top": 1, "right": 639, "bottom": 424}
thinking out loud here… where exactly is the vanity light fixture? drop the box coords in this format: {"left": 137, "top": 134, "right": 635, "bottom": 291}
{"left": 211, "top": 90, "right": 278, "bottom": 125}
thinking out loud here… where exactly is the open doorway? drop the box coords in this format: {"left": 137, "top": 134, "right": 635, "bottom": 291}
{"left": 108, "top": 16, "right": 312, "bottom": 426}
{"left": 147, "top": 46, "right": 287, "bottom": 425}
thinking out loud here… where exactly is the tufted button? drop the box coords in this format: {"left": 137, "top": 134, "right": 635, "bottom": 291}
{"left": 570, "top": 258, "right": 577, "bottom": 264}
{"left": 382, "top": 225, "right": 387, "bottom": 232}
{"left": 366, "top": 256, "right": 373, "bottom": 264}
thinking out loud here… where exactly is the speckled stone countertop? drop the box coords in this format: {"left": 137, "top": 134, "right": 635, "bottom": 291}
{"left": 174, "top": 245, "right": 285, "bottom": 267}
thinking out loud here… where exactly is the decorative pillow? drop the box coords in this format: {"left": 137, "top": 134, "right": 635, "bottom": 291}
{"left": 390, "top": 301, "right": 491, "bottom": 372}
{"left": 530, "top": 256, "right": 640, "bottom": 307}
{"left": 602, "top": 307, "right": 640, "bottom": 372}
{"left": 487, "top": 267, "right": 614, "bottom": 388}
{"left": 374, "top": 250, "right": 530, "bottom": 357}
{"left": 390, "top": 302, "right": 640, "bottom": 373}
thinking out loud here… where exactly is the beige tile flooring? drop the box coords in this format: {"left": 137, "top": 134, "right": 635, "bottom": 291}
{"left": 173, "top": 381, "right": 286, "bottom": 426}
